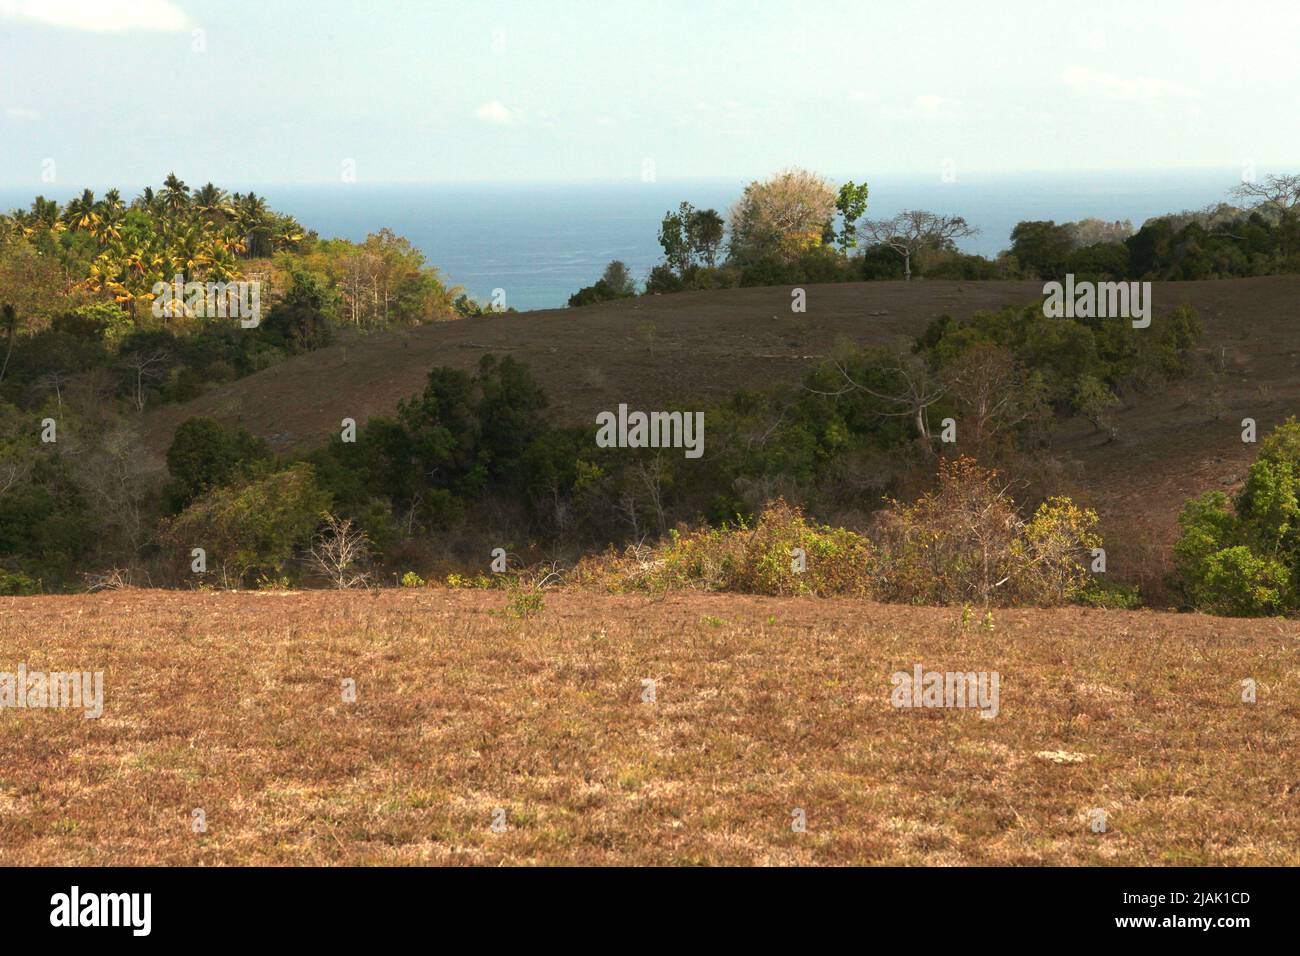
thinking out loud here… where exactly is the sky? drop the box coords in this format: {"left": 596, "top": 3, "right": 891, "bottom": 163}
{"left": 0, "top": 0, "right": 1297, "bottom": 189}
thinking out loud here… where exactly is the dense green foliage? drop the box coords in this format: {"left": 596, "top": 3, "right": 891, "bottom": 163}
{"left": 1175, "top": 419, "right": 1300, "bottom": 615}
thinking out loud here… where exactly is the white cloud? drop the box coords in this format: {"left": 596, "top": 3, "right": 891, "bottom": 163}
{"left": 1060, "top": 66, "right": 1200, "bottom": 103}
{"left": 474, "top": 100, "right": 515, "bottom": 125}
{"left": 0, "top": 0, "right": 192, "bottom": 33}
{"left": 5, "top": 107, "right": 41, "bottom": 121}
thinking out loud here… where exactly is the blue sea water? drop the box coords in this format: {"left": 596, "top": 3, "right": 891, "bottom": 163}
{"left": 0, "top": 169, "right": 1244, "bottom": 311}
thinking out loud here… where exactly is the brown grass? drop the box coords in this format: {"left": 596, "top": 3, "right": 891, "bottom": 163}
{"left": 0, "top": 588, "right": 1296, "bottom": 866}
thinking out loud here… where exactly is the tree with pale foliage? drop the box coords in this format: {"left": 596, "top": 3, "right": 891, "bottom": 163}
{"left": 727, "top": 168, "right": 837, "bottom": 263}
{"left": 308, "top": 512, "right": 373, "bottom": 589}
{"left": 860, "top": 210, "right": 977, "bottom": 280}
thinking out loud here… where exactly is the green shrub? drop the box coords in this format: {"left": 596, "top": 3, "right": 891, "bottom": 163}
{"left": 1174, "top": 418, "right": 1300, "bottom": 615}
{"left": 160, "top": 463, "right": 329, "bottom": 587}
{"left": 165, "top": 416, "right": 272, "bottom": 510}
{"left": 0, "top": 567, "right": 40, "bottom": 595}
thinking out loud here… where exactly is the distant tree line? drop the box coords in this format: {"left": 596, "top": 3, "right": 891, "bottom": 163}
{"left": 566, "top": 169, "right": 1300, "bottom": 304}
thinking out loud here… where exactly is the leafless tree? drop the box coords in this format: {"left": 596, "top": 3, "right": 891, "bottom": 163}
{"left": 1231, "top": 173, "right": 1300, "bottom": 213}
{"left": 859, "top": 210, "right": 978, "bottom": 280}
{"left": 0, "top": 455, "right": 28, "bottom": 497}
{"left": 618, "top": 489, "right": 642, "bottom": 542}
{"left": 33, "top": 369, "right": 73, "bottom": 411}
{"left": 941, "top": 342, "right": 1049, "bottom": 453}
{"left": 118, "top": 348, "right": 171, "bottom": 412}
{"left": 83, "top": 568, "right": 132, "bottom": 592}
{"left": 62, "top": 420, "right": 162, "bottom": 562}
{"left": 805, "top": 349, "right": 947, "bottom": 453}
{"left": 308, "top": 512, "right": 373, "bottom": 589}
{"left": 633, "top": 456, "right": 669, "bottom": 538}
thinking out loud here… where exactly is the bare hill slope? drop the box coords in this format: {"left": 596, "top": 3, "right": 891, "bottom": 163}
{"left": 142, "top": 276, "right": 1300, "bottom": 589}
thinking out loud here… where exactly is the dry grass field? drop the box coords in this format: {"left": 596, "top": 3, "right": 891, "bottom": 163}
{"left": 1, "top": 588, "right": 1296, "bottom": 866}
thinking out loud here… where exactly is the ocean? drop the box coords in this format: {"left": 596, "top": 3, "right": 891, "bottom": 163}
{"left": 0, "top": 169, "right": 1244, "bottom": 312}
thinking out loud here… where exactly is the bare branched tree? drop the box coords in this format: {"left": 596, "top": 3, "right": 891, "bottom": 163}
{"left": 118, "top": 348, "right": 171, "bottom": 412}
{"left": 1231, "top": 173, "right": 1300, "bottom": 213}
{"left": 33, "top": 369, "right": 72, "bottom": 411}
{"left": 634, "top": 456, "right": 669, "bottom": 538}
{"left": 309, "top": 512, "right": 372, "bottom": 589}
{"left": 941, "top": 342, "right": 1049, "bottom": 454}
{"left": 805, "top": 350, "right": 947, "bottom": 453}
{"left": 859, "top": 210, "right": 978, "bottom": 280}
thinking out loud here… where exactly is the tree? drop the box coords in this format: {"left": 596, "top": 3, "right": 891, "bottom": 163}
{"left": 1064, "top": 218, "right": 1132, "bottom": 247}
{"left": 1008, "top": 220, "right": 1075, "bottom": 279}
{"left": 63, "top": 189, "right": 99, "bottom": 232}
{"left": 0, "top": 304, "right": 16, "bottom": 385}
{"left": 160, "top": 463, "right": 329, "bottom": 587}
{"left": 568, "top": 260, "right": 639, "bottom": 306}
{"left": 160, "top": 172, "right": 191, "bottom": 220}
{"left": 941, "top": 341, "right": 1049, "bottom": 454}
{"left": 117, "top": 346, "right": 171, "bottom": 412}
{"left": 193, "top": 183, "right": 234, "bottom": 224}
{"left": 728, "top": 168, "right": 837, "bottom": 263}
{"left": 1175, "top": 418, "right": 1300, "bottom": 615}
{"left": 262, "top": 269, "right": 336, "bottom": 353}
{"left": 878, "top": 457, "right": 1100, "bottom": 606}
{"left": 834, "top": 181, "right": 870, "bottom": 254}
{"left": 862, "top": 210, "right": 978, "bottom": 280}
{"left": 308, "top": 512, "right": 372, "bottom": 588}
{"left": 658, "top": 201, "right": 696, "bottom": 277}
{"left": 1072, "top": 375, "right": 1121, "bottom": 440}
{"left": 600, "top": 260, "right": 637, "bottom": 296}
{"left": 1231, "top": 173, "right": 1300, "bottom": 213}
{"left": 806, "top": 347, "right": 947, "bottom": 452}
{"left": 687, "top": 208, "right": 725, "bottom": 267}
{"left": 165, "top": 416, "right": 271, "bottom": 510}
{"left": 233, "top": 191, "right": 272, "bottom": 256}
{"left": 657, "top": 203, "right": 726, "bottom": 277}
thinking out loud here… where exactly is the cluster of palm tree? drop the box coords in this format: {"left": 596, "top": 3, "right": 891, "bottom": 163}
{"left": 0, "top": 173, "right": 306, "bottom": 319}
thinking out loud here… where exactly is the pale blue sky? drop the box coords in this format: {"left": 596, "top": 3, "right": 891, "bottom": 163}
{"left": 0, "top": 0, "right": 1296, "bottom": 187}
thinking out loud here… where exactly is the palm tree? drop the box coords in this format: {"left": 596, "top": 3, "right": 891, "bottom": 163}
{"left": 132, "top": 186, "right": 160, "bottom": 216}
{"left": 273, "top": 214, "right": 305, "bottom": 250}
{"left": 160, "top": 173, "right": 190, "bottom": 220}
{"left": 5, "top": 210, "right": 35, "bottom": 240}
{"left": 234, "top": 191, "right": 271, "bottom": 257}
{"left": 30, "top": 196, "right": 64, "bottom": 231}
{"left": 64, "top": 189, "right": 100, "bottom": 232}
{"left": 92, "top": 188, "right": 126, "bottom": 242}
{"left": 167, "top": 221, "right": 215, "bottom": 278}
{"left": 193, "top": 182, "right": 233, "bottom": 224}
{"left": 101, "top": 188, "right": 125, "bottom": 216}
{"left": 93, "top": 206, "right": 124, "bottom": 243}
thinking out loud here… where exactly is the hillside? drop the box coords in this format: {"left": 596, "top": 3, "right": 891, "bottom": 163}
{"left": 2, "top": 589, "right": 1295, "bottom": 866}
{"left": 141, "top": 276, "right": 1300, "bottom": 595}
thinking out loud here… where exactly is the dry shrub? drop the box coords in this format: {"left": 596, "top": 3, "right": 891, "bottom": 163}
{"left": 874, "top": 457, "right": 1099, "bottom": 607}
{"left": 568, "top": 466, "right": 1098, "bottom": 608}
{"left": 570, "top": 500, "right": 875, "bottom": 597}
